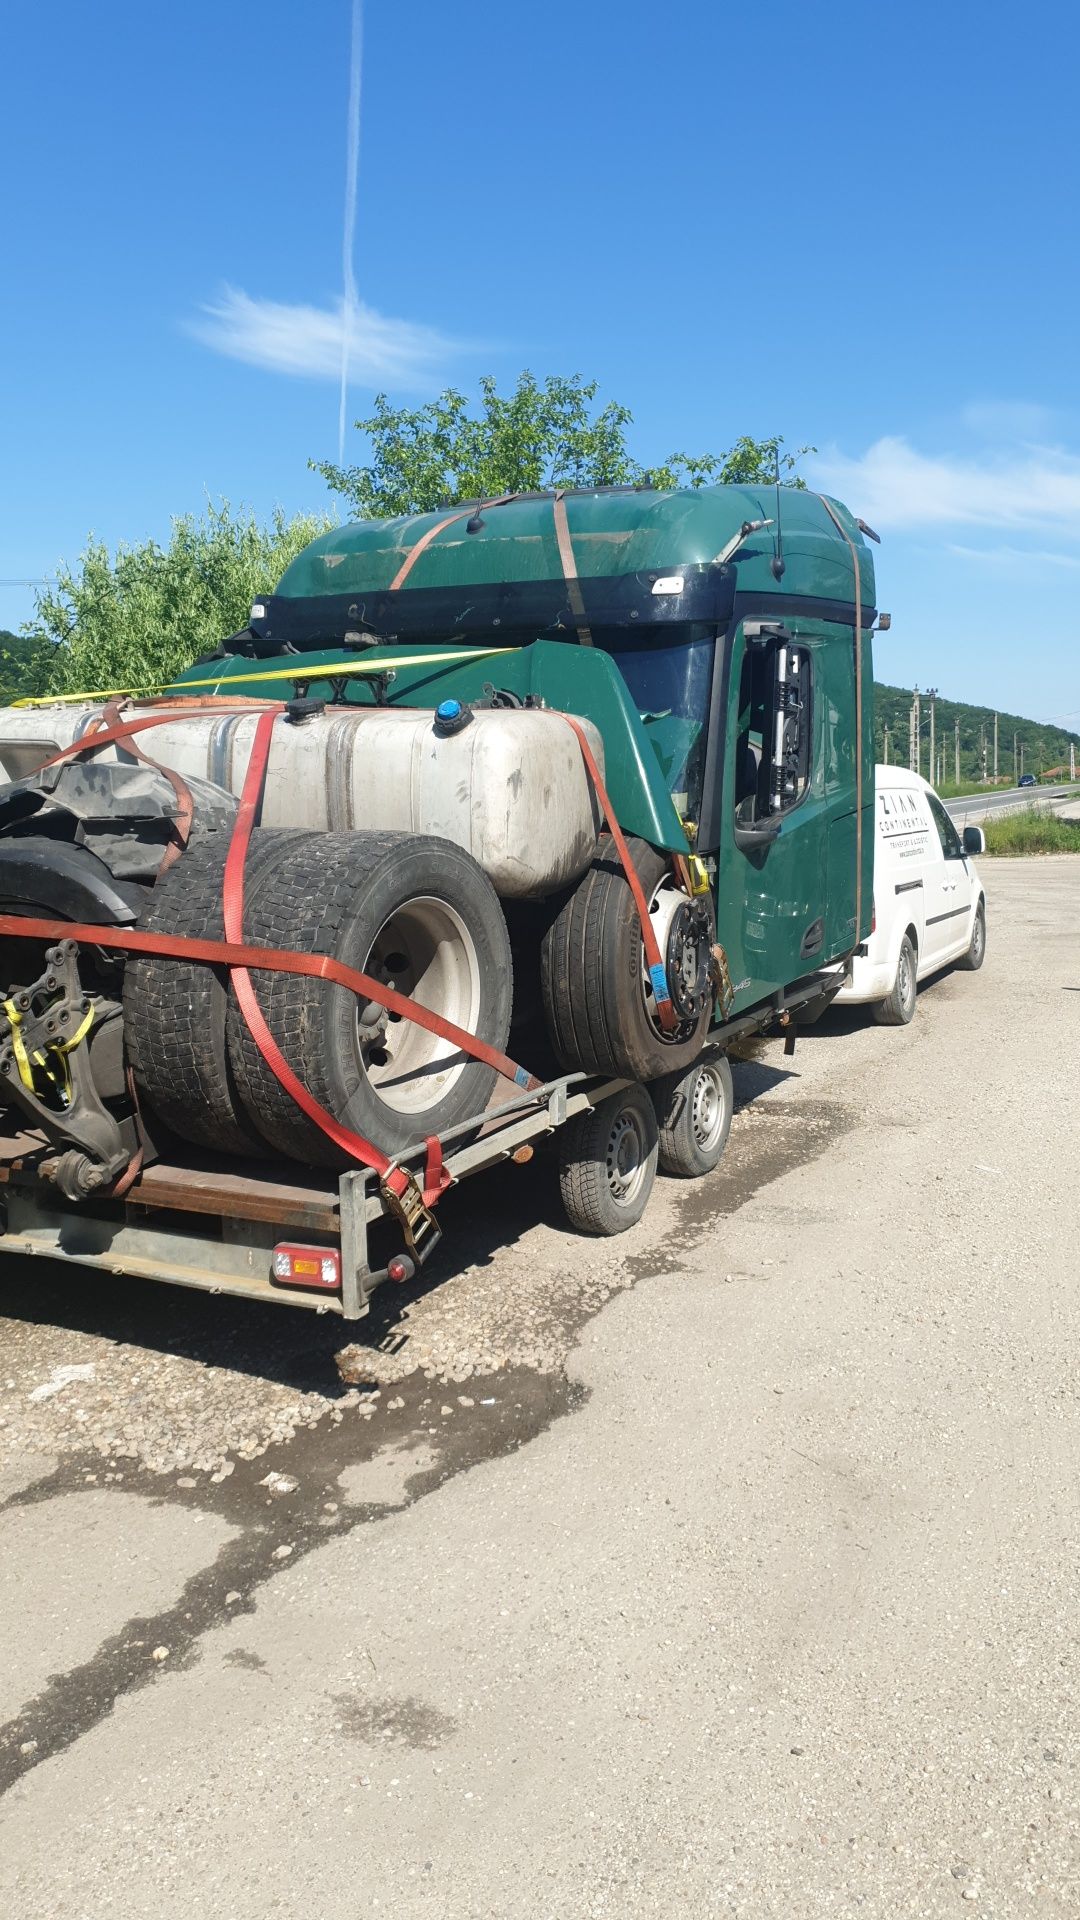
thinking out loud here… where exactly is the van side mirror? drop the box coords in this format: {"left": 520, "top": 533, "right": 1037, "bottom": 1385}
{"left": 962, "top": 825, "right": 985, "bottom": 855}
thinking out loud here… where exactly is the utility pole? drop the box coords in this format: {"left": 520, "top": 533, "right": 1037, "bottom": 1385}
{"left": 883, "top": 723, "right": 890, "bottom": 766}
{"left": 913, "top": 688, "right": 921, "bottom": 777}
{"left": 927, "top": 689, "right": 938, "bottom": 792}
{"left": 1013, "top": 731, "right": 1018, "bottom": 783}
{"left": 1071, "top": 742, "right": 1076, "bottom": 783}
{"left": 980, "top": 724, "right": 986, "bottom": 784}
{"left": 993, "top": 712, "right": 999, "bottom": 783}
{"left": 954, "top": 717, "right": 960, "bottom": 787}
{"left": 908, "top": 693, "right": 917, "bottom": 772}
{"left": 1020, "top": 740, "right": 1025, "bottom": 780}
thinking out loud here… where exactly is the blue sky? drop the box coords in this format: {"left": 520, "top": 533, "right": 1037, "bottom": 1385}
{"left": 4, "top": 0, "right": 1080, "bottom": 728}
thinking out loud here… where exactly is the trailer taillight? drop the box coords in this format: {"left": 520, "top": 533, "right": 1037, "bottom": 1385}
{"left": 271, "top": 1244, "right": 341, "bottom": 1291}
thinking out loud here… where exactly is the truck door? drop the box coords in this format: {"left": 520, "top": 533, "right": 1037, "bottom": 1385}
{"left": 713, "top": 621, "right": 830, "bottom": 1007}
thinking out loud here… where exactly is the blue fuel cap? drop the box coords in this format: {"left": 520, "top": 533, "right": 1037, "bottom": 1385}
{"left": 436, "top": 699, "right": 461, "bottom": 722}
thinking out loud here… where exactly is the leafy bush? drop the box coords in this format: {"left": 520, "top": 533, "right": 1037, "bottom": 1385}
{"left": 24, "top": 501, "right": 331, "bottom": 698}
{"left": 982, "top": 805, "right": 1080, "bottom": 855}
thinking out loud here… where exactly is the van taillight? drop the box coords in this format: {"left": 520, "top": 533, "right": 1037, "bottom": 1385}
{"left": 871, "top": 901, "right": 877, "bottom": 934}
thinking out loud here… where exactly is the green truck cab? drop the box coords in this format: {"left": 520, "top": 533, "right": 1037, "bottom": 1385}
{"left": 177, "top": 482, "right": 875, "bottom": 1033}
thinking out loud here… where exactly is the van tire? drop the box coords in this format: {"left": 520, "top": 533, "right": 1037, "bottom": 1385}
{"left": 227, "top": 830, "right": 513, "bottom": 1167}
{"left": 873, "top": 932, "right": 918, "bottom": 1026}
{"left": 558, "top": 1083, "right": 658, "bottom": 1235}
{"left": 124, "top": 828, "right": 312, "bottom": 1156}
{"left": 957, "top": 899, "right": 986, "bottom": 971}
{"left": 653, "top": 1051, "right": 733, "bottom": 1178}
{"left": 540, "top": 836, "right": 713, "bottom": 1081}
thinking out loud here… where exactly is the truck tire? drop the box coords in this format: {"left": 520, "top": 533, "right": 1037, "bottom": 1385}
{"left": 540, "top": 836, "right": 713, "bottom": 1081}
{"left": 873, "top": 931, "right": 918, "bottom": 1026}
{"left": 227, "top": 831, "right": 513, "bottom": 1166}
{"left": 558, "top": 1082, "right": 658, "bottom": 1235}
{"left": 123, "top": 828, "right": 312, "bottom": 1156}
{"left": 652, "top": 1050, "right": 733, "bottom": 1178}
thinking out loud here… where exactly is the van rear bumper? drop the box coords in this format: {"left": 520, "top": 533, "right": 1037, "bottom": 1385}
{"left": 835, "top": 953, "right": 897, "bottom": 1005}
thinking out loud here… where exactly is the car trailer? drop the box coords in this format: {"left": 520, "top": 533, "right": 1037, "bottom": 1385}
{"left": 0, "top": 1068, "right": 647, "bottom": 1321}
{"left": 0, "top": 959, "right": 843, "bottom": 1322}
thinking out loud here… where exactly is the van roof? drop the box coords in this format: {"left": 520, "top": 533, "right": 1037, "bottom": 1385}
{"left": 874, "top": 764, "right": 935, "bottom": 795}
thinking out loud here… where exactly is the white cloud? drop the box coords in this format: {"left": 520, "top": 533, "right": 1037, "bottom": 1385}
{"left": 947, "top": 542, "right": 1080, "bottom": 570}
{"left": 188, "top": 286, "right": 464, "bottom": 388}
{"left": 809, "top": 434, "right": 1080, "bottom": 533}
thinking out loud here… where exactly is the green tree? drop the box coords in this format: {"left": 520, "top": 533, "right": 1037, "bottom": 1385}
{"left": 313, "top": 371, "right": 812, "bottom": 517}
{"left": 25, "top": 501, "right": 331, "bottom": 697}
{"left": 0, "top": 629, "right": 53, "bottom": 705}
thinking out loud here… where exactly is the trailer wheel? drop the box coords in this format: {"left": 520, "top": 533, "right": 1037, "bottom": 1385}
{"left": 541, "top": 837, "right": 713, "bottom": 1081}
{"left": 652, "top": 1050, "right": 733, "bottom": 1178}
{"left": 228, "top": 831, "right": 513, "bottom": 1166}
{"left": 123, "top": 828, "right": 311, "bottom": 1156}
{"left": 558, "top": 1083, "right": 658, "bottom": 1235}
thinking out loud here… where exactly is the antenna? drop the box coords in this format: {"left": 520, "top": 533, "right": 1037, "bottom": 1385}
{"left": 769, "top": 446, "right": 786, "bottom": 581}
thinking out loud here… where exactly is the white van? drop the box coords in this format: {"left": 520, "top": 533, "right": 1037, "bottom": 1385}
{"left": 836, "top": 766, "right": 987, "bottom": 1024}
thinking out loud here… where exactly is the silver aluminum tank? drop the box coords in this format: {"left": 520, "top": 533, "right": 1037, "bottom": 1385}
{"left": 0, "top": 703, "right": 606, "bottom": 898}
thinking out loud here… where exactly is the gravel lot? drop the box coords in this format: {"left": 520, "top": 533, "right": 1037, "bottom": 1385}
{"left": 1, "top": 856, "right": 1078, "bottom": 1917}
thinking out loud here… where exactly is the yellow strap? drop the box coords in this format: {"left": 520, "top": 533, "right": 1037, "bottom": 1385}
{"left": 2, "top": 998, "right": 36, "bottom": 1094}
{"left": 11, "top": 646, "right": 519, "bottom": 709}
{"left": 2, "top": 998, "right": 93, "bottom": 1102}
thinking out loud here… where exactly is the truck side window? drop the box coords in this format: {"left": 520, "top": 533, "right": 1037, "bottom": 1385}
{"left": 734, "top": 637, "right": 812, "bottom": 822}
{"left": 927, "top": 793, "right": 963, "bottom": 859}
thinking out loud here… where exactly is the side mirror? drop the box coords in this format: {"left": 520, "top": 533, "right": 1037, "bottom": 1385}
{"left": 734, "top": 814, "right": 782, "bottom": 853}
{"left": 962, "top": 825, "right": 985, "bottom": 856}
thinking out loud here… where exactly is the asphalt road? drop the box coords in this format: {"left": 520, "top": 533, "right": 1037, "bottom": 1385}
{"left": 946, "top": 783, "right": 1072, "bottom": 822}
{"left": 2, "top": 857, "right": 1079, "bottom": 1918}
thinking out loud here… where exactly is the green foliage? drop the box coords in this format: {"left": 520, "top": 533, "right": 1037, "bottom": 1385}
{"left": 0, "top": 629, "right": 53, "bottom": 706}
{"left": 982, "top": 806, "right": 1080, "bottom": 856}
{"left": 873, "top": 680, "right": 1080, "bottom": 787}
{"left": 24, "top": 502, "right": 332, "bottom": 697}
{"left": 312, "top": 371, "right": 812, "bottom": 517}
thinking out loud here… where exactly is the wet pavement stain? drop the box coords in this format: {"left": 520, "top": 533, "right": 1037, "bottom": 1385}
{"left": 0, "top": 1364, "right": 579, "bottom": 1797}
{"left": 0, "top": 1057, "right": 854, "bottom": 1799}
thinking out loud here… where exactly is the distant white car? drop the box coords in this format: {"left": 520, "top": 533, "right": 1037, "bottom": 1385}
{"left": 836, "top": 765, "right": 987, "bottom": 1025}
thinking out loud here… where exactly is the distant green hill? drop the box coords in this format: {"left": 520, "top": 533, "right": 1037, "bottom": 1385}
{"left": 873, "top": 681, "right": 1079, "bottom": 786}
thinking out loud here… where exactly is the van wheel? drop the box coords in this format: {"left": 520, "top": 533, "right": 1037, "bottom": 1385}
{"left": 958, "top": 899, "right": 986, "bottom": 971}
{"left": 652, "top": 1052, "right": 733, "bottom": 1178}
{"left": 558, "top": 1083, "right": 658, "bottom": 1235}
{"left": 873, "top": 933, "right": 917, "bottom": 1026}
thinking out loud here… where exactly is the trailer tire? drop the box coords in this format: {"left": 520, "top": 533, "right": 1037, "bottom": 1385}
{"left": 540, "top": 836, "right": 713, "bottom": 1081}
{"left": 227, "top": 831, "right": 513, "bottom": 1167}
{"left": 123, "top": 829, "right": 312, "bottom": 1156}
{"left": 558, "top": 1082, "right": 658, "bottom": 1235}
{"left": 652, "top": 1050, "right": 733, "bottom": 1178}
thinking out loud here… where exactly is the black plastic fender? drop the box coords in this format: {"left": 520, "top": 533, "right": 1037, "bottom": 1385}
{"left": 0, "top": 838, "right": 144, "bottom": 924}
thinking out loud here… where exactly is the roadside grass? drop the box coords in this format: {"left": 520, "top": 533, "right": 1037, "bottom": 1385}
{"left": 982, "top": 806, "right": 1080, "bottom": 856}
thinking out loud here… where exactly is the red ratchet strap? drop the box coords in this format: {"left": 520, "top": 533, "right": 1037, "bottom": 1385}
{"left": 559, "top": 714, "right": 677, "bottom": 1031}
{"left": 221, "top": 705, "right": 491, "bottom": 1205}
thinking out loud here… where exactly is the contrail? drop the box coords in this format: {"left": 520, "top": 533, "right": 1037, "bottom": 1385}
{"left": 338, "top": 0, "right": 364, "bottom": 465}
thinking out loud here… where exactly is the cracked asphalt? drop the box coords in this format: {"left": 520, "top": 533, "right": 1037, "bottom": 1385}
{"left": 0, "top": 857, "right": 1077, "bottom": 1917}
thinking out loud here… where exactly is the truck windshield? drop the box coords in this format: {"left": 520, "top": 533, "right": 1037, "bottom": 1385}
{"left": 604, "top": 628, "right": 716, "bottom": 825}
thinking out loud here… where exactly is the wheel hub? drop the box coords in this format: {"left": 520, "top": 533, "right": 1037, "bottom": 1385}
{"left": 644, "top": 883, "right": 712, "bottom": 1037}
